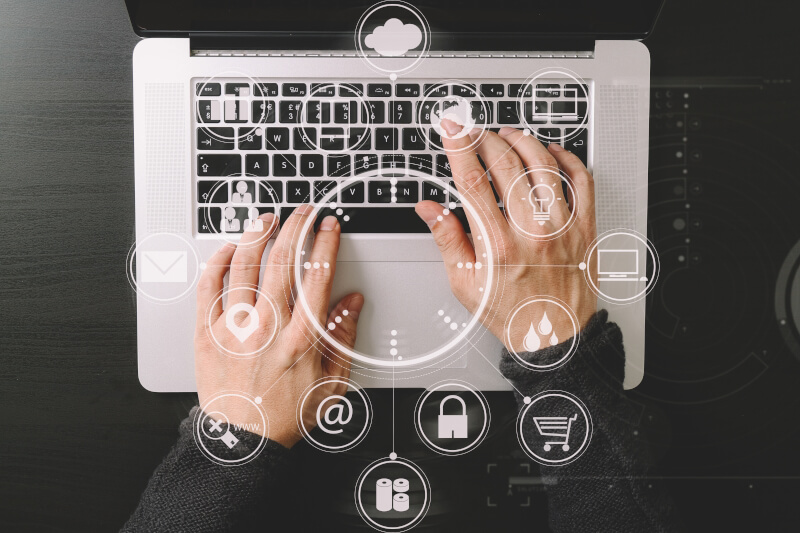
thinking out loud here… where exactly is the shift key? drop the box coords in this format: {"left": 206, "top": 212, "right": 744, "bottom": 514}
{"left": 197, "top": 154, "right": 241, "bottom": 177}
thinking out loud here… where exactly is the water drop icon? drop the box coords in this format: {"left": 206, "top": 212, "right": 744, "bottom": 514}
{"left": 538, "top": 312, "right": 553, "bottom": 336}
{"left": 549, "top": 332, "right": 559, "bottom": 346}
{"left": 523, "top": 322, "right": 541, "bottom": 352}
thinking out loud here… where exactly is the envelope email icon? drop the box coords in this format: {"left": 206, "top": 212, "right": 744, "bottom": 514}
{"left": 141, "top": 251, "right": 188, "bottom": 283}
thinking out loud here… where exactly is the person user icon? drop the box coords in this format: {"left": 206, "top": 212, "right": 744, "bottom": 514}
{"left": 223, "top": 206, "right": 241, "bottom": 233}
{"left": 243, "top": 207, "right": 263, "bottom": 232}
{"left": 231, "top": 181, "right": 252, "bottom": 204}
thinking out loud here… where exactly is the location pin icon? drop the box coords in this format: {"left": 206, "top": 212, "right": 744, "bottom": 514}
{"left": 225, "top": 302, "right": 260, "bottom": 342}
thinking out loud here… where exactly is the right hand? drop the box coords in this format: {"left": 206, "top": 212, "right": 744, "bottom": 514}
{"left": 415, "top": 121, "right": 598, "bottom": 352}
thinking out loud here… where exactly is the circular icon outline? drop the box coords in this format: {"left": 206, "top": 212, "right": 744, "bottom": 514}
{"left": 299, "top": 82, "right": 373, "bottom": 155}
{"left": 503, "top": 166, "right": 579, "bottom": 241}
{"left": 583, "top": 229, "right": 660, "bottom": 304}
{"left": 413, "top": 379, "right": 491, "bottom": 456}
{"left": 297, "top": 376, "right": 373, "bottom": 452}
{"left": 206, "top": 285, "right": 280, "bottom": 358}
{"left": 355, "top": 1, "right": 431, "bottom": 77}
{"left": 194, "top": 392, "right": 269, "bottom": 466}
{"left": 126, "top": 232, "right": 201, "bottom": 304}
{"left": 516, "top": 67, "right": 590, "bottom": 144}
{"left": 415, "top": 80, "right": 491, "bottom": 154}
{"left": 516, "top": 390, "right": 592, "bottom": 466}
{"left": 504, "top": 296, "right": 580, "bottom": 371}
{"left": 355, "top": 456, "right": 431, "bottom": 532}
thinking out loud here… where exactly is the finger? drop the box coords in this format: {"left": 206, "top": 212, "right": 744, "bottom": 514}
{"left": 321, "top": 293, "right": 365, "bottom": 380}
{"left": 299, "top": 215, "right": 341, "bottom": 326}
{"left": 440, "top": 119, "right": 505, "bottom": 256}
{"left": 227, "top": 213, "right": 278, "bottom": 306}
{"left": 470, "top": 130, "right": 527, "bottom": 214}
{"left": 498, "top": 127, "right": 570, "bottom": 227}
{"left": 415, "top": 200, "right": 476, "bottom": 287}
{"left": 548, "top": 143, "right": 595, "bottom": 233}
{"left": 263, "top": 204, "right": 315, "bottom": 314}
{"left": 195, "top": 243, "right": 236, "bottom": 328}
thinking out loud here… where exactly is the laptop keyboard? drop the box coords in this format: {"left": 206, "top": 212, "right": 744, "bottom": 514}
{"left": 193, "top": 78, "right": 591, "bottom": 234}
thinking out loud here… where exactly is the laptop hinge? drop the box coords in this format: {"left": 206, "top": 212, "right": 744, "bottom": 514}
{"left": 189, "top": 35, "right": 595, "bottom": 56}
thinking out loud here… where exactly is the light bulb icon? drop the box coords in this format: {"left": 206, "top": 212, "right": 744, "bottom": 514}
{"left": 529, "top": 183, "right": 555, "bottom": 225}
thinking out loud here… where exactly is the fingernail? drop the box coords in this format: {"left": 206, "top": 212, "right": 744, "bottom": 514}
{"left": 295, "top": 204, "right": 313, "bottom": 215}
{"left": 259, "top": 212, "right": 275, "bottom": 222}
{"left": 498, "top": 127, "right": 517, "bottom": 136}
{"left": 440, "top": 118, "right": 463, "bottom": 137}
{"left": 549, "top": 143, "right": 565, "bottom": 152}
{"left": 348, "top": 293, "right": 365, "bottom": 316}
{"left": 319, "top": 215, "right": 338, "bottom": 231}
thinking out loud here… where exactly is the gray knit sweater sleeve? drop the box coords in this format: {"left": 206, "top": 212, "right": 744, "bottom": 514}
{"left": 120, "top": 406, "right": 296, "bottom": 533}
{"left": 500, "top": 310, "right": 683, "bottom": 533}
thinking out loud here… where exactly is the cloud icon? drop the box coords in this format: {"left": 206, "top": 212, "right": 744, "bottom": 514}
{"left": 364, "top": 18, "right": 422, "bottom": 57}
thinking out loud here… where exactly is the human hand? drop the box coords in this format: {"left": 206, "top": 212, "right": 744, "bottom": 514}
{"left": 193, "top": 206, "right": 364, "bottom": 448}
{"left": 415, "top": 122, "right": 597, "bottom": 352}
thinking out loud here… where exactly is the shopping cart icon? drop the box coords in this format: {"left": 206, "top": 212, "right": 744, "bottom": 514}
{"left": 532, "top": 414, "right": 578, "bottom": 452}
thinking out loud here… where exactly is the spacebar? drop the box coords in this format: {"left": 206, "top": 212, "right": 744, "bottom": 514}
{"left": 278, "top": 207, "right": 470, "bottom": 233}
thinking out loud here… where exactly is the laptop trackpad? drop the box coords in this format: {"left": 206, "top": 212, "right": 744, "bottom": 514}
{"left": 329, "top": 236, "right": 471, "bottom": 370}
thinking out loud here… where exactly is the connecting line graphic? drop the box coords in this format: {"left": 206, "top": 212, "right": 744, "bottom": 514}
{"left": 258, "top": 340, "right": 318, "bottom": 399}
{"left": 464, "top": 337, "right": 528, "bottom": 399}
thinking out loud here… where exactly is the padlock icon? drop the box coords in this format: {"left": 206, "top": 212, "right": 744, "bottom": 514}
{"left": 437, "top": 394, "right": 468, "bottom": 439}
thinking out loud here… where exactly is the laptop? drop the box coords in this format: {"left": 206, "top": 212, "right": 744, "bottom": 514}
{"left": 127, "top": 0, "right": 663, "bottom": 392}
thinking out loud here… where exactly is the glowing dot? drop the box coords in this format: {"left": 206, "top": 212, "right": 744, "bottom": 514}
{"left": 450, "top": 323, "right": 457, "bottom": 330}
{"left": 199, "top": 262, "right": 207, "bottom": 270}
{"left": 482, "top": 253, "right": 487, "bottom": 258}
{"left": 390, "top": 339, "right": 397, "bottom": 346}
{"left": 343, "top": 215, "right": 350, "bottom": 222}
{"left": 323, "top": 262, "right": 330, "bottom": 268}
{"left": 389, "top": 73, "right": 397, "bottom": 81}
{"left": 397, "top": 356, "right": 403, "bottom": 360}
{"left": 390, "top": 187, "right": 397, "bottom": 193}
{"left": 466, "top": 262, "right": 473, "bottom": 269}
{"left": 390, "top": 451, "right": 398, "bottom": 459}
{"left": 304, "top": 262, "right": 311, "bottom": 269}
{"left": 390, "top": 348, "right": 398, "bottom": 356}
{"left": 444, "top": 316, "right": 451, "bottom": 323}
{"left": 475, "top": 262, "right": 482, "bottom": 269}
{"left": 523, "top": 396, "right": 532, "bottom": 404}
{"left": 313, "top": 261, "right": 320, "bottom": 269}
{"left": 328, "top": 322, "right": 335, "bottom": 330}
{"left": 391, "top": 329, "right": 397, "bottom": 336}
{"left": 391, "top": 196, "right": 397, "bottom": 203}
{"left": 390, "top": 178, "right": 398, "bottom": 185}
{"left": 330, "top": 202, "right": 337, "bottom": 209}
{"left": 255, "top": 396, "right": 262, "bottom": 404}
{"left": 462, "top": 323, "right": 467, "bottom": 327}
{"left": 449, "top": 202, "right": 457, "bottom": 209}
{"left": 335, "top": 316, "right": 342, "bottom": 323}
{"left": 578, "top": 262, "right": 586, "bottom": 270}
{"left": 437, "top": 309, "right": 444, "bottom": 316}
{"left": 523, "top": 129, "right": 531, "bottom": 136}
{"left": 442, "top": 208, "right": 450, "bottom": 215}
{"left": 437, "top": 215, "right": 443, "bottom": 221}
{"left": 301, "top": 250, "right": 306, "bottom": 255}
{"left": 479, "top": 287, "right": 484, "bottom": 292}
{"left": 678, "top": 255, "right": 685, "bottom": 262}
{"left": 476, "top": 235, "right": 482, "bottom": 240}
{"left": 336, "top": 208, "right": 344, "bottom": 215}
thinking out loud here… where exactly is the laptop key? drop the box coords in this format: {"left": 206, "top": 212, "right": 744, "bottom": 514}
{"left": 367, "top": 84, "right": 391, "bottom": 97}
{"left": 389, "top": 101, "right": 413, "bottom": 124}
{"left": 402, "top": 128, "right": 426, "bottom": 150}
{"left": 254, "top": 83, "right": 279, "bottom": 97}
{"left": 224, "top": 100, "right": 247, "bottom": 122}
{"left": 428, "top": 129, "right": 443, "bottom": 151}
{"left": 508, "top": 84, "right": 532, "bottom": 97}
{"left": 334, "top": 101, "right": 358, "bottom": 124}
{"left": 258, "top": 181, "right": 283, "bottom": 203}
{"left": 252, "top": 100, "right": 276, "bottom": 123}
{"left": 394, "top": 181, "right": 419, "bottom": 203}
{"left": 368, "top": 181, "right": 393, "bottom": 203}
{"left": 396, "top": 84, "right": 420, "bottom": 97}
{"left": 197, "top": 154, "right": 241, "bottom": 176}
{"left": 564, "top": 83, "right": 589, "bottom": 97}
{"left": 375, "top": 128, "right": 398, "bottom": 150}
{"left": 524, "top": 101, "right": 548, "bottom": 124}
{"left": 480, "top": 84, "right": 504, "bottom": 97}
{"left": 301, "top": 154, "right": 324, "bottom": 177}
{"left": 196, "top": 82, "right": 221, "bottom": 96}
{"left": 565, "top": 128, "right": 588, "bottom": 166}
{"left": 424, "top": 84, "right": 448, "bottom": 97}
{"left": 307, "top": 101, "right": 331, "bottom": 123}
{"left": 273, "top": 154, "right": 297, "bottom": 177}
{"left": 198, "top": 207, "right": 222, "bottom": 233}
{"left": 314, "top": 180, "right": 337, "bottom": 202}
{"left": 354, "top": 154, "right": 379, "bottom": 174}
{"left": 265, "top": 127, "right": 290, "bottom": 150}
{"left": 553, "top": 101, "right": 588, "bottom": 124}
{"left": 365, "top": 101, "right": 385, "bottom": 124}
{"left": 408, "top": 154, "right": 433, "bottom": 173}
{"left": 498, "top": 102, "right": 520, "bottom": 124}
{"left": 339, "top": 83, "right": 363, "bottom": 97}
{"left": 436, "top": 155, "right": 451, "bottom": 177}
{"left": 349, "top": 128, "right": 371, "bottom": 150}
{"left": 536, "top": 128, "right": 562, "bottom": 143}
{"left": 311, "top": 83, "right": 336, "bottom": 97}
{"left": 341, "top": 182, "right": 364, "bottom": 203}
{"left": 282, "top": 83, "right": 307, "bottom": 97}
{"left": 226, "top": 83, "right": 250, "bottom": 96}
{"left": 328, "top": 155, "right": 351, "bottom": 177}
{"left": 320, "top": 128, "right": 346, "bottom": 151}
{"left": 422, "top": 181, "right": 446, "bottom": 203}
{"left": 198, "top": 100, "right": 220, "bottom": 123}
{"left": 197, "top": 180, "right": 228, "bottom": 203}
{"left": 238, "top": 128, "right": 262, "bottom": 150}
{"left": 197, "top": 127, "right": 235, "bottom": 150}
{"left": 536, "top": 84, "right": 561, "bottom": 97}
{"left": 245, "top": 154, "right": 269, "bottom": 177}
{"left": 287, "top": 181, "right": 311, "bottom": 203}
{"left": 381, "top": 154, "right": 405, "bottom": 169}
{"left": 453, "top": 84, "right": 476, "bottom": 97}
{"left": 470, "top": 101, "right": 493, "bottom": 124}
{"left": 294, "top": 128, "right": 317, "bottom": 150}
{"left": 279, "top": 101, "right": 303, "bottom": 123}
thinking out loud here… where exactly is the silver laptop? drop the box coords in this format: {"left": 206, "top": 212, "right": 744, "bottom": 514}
{"left": 128, "top": 0, "right": 663, "bottom": 392}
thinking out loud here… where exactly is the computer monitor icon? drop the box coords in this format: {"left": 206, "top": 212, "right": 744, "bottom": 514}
{"left": 598, "top": 249, "right": 646, "bottom": 282}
